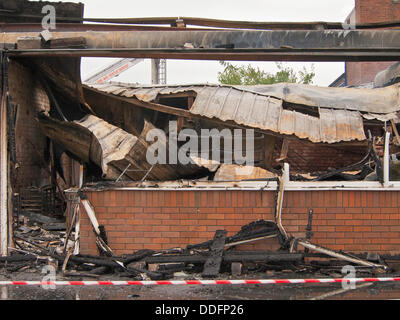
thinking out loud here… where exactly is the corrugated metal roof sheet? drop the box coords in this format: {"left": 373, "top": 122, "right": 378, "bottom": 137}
{"left": 87, "top": 82, "right": 367, "bottom": 144}
{"left": 235, "top": 83, "right": 400, "bottom": 114}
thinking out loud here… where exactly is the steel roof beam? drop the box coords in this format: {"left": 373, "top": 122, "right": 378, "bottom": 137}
{"left": 2, "top": 29, "right": 400, "bottom": 61}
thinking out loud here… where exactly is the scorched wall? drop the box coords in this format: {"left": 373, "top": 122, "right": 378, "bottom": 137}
{"left": 79, "top": 189, "right": 400, "bottom": 256}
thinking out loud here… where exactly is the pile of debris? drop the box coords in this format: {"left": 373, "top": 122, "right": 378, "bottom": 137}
{"left": 1, "top": 215, "right": 394, "bottom": 280}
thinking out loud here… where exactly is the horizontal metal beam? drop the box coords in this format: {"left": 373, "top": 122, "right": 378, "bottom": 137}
{"left": 0, "top": 23, "right": 203, "bottom": 33}
{"left": 7, "top": 48, "right": 400, "bottom": 62}
{"left": 5, "top": 16, "right": 400, "bottom": 30}
{"left": 3, "top": 29, "right": 400, "bottom": 61}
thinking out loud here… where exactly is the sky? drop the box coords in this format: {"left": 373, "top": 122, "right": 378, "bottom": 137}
{"left": 34, "top": 0, "right": 356, "bottom": 86}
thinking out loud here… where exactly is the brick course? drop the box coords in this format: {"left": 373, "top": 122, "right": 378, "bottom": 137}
{"left": 79, "top": 190, "right": 400, "bottom": 256}
{"left": 346, "top": 0, "right": 400, "bottom": 86}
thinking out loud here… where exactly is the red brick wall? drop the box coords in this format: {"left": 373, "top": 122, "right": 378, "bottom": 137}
{"left": 355, "top": 0, "right": 400, "bottom": 23}
{"left": 79, "top": 189, "right": 400, "bottom": 256}
{"left": 346, "top": 61, "right": 396, "bottom": 87}
{"left": 346, "top": 0, "right": 400, "bottom": 86}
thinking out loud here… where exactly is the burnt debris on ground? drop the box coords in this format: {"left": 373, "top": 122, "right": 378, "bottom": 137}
{"left": 1, "top": 212, "right": 396, "bottom": 281}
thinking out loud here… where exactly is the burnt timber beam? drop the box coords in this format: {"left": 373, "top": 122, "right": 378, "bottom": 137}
{"left": 3, "top": 29, "right": 400, "bottom": 61}
{"left": 145, "top": 252, "right": 304, "bottom": 264}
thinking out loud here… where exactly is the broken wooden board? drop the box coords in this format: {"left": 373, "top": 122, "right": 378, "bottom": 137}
{"left": 202, "top": 230, "right": 227, "bottom": 278}
{"left": 213, "top": 164, "right": 276, "bottom": 181}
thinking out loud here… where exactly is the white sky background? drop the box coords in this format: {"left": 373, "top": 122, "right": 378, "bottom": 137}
{"left": 35, "top": 0, "right": 356, "bottom": 86}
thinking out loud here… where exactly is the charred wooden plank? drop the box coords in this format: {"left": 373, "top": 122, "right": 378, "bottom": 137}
{"left": 187, "top": 220, "right": 279, "bottom": 250}
{"left": 0, "top": 254, "right": 37, "bottom": 263}
{"left": 221, "top": 252, "right": 303, "bottom": 263}
{"left": 202, "top": 230, "right": 226, "bottom": 278}
{"left": 144, "top": 252, "right": 304, "bottom": 264}
{"left": 123, "top": 249, "right": 155, "bottom": 265}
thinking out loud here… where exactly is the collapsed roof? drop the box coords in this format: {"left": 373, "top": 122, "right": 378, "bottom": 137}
{"left": 4, "top": 9, "right": 399, "bottom": 183}
{"left": 84, "top": 81, "right": 400, "bottom": 144}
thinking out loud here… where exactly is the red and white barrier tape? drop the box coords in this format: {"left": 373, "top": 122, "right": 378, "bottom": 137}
{"left": 0, "top": 277, "right": 399, "bottom": 286}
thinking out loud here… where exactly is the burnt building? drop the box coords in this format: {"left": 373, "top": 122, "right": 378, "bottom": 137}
{"left": 1, "top": 1, "right": 400, "bottom": 275}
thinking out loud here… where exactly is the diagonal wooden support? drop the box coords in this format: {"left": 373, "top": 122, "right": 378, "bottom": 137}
{"left": 81, "top": 198, "right": 113, "bottom": 256}
{"left": 202, "top": 230, "right": 227, "bottom": 278}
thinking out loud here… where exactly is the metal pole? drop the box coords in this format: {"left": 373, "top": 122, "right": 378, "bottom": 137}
{"left": 297, "top": 240, "right": 387, "bottom": 270}
{"left": 151, "top": 59, "right": 160, "bottom": 85}
{"left": 383, "top": 131, "right": 390, "bottom": 186}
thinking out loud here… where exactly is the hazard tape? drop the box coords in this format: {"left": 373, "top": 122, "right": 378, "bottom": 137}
{"left": 0, "top": 277, "right": 399, "bottom": 286}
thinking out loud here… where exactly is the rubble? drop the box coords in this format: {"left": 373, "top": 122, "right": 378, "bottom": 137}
{"left": 1, "top": 212, "right": 394, "bottom": 281}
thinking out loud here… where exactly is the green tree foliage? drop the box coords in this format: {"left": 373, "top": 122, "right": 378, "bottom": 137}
{"left": 217, "top": 62, "right": 315, "bottom": 85}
